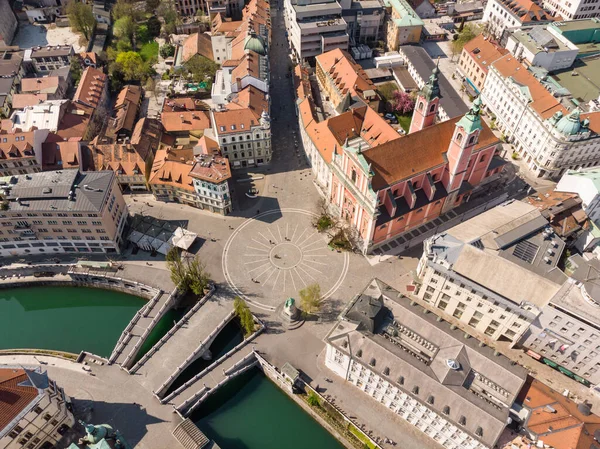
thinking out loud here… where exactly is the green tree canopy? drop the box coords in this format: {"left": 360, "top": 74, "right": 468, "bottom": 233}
{"left": 114, "top": 16, "right": 136, "bottom": 44}
{"left": 160, "top": 43, "right": 175, "bottom": 58}
{"left": 451, "top": 25, "right": 480, "bottom": 58}
{"left": 299, "top": 283, "right": 322, "bottom": 315}
{"left": 115, "top": 51, "right": 146, "bottom": 81}
{"left": 67, "top": 1, "right": 96, "bottom": 40}
{"left": 112, "top": 0, "right": 143, "bottom": 21}
{"left": 147, "top": 16, "right": 162, "bottom": 37}
{"left": 182, "top": 55, "right": 219, "bottom": 85}
{"left": 234, "top": 297, "right": 255, "bottom": 337}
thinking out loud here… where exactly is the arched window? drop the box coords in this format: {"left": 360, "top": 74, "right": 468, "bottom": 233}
{"left": 456, "top": 133, "right": 463, "bottom": 143}
{"left": 429, "top": 104, "right": 436, "bottom": 113}
{"left": 351, "top": 169, "right": 357, "bottom": 183}
{"left": 418, "top": 102, "right": 424, "bottom": 111}
{"left": 231, "top": 136, "right": 236, "bottom": 142}
{"left": 469, "top": 135, "right": 477, "bottom": 145}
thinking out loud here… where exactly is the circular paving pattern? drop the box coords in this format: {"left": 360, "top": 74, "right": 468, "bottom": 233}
{"left": 222, "top": 208, "right": 349, "bottom": 311}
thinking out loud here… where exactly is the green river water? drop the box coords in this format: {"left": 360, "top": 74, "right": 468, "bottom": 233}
{"left": 1, "top": 286, "right": 346, "bottom": 449}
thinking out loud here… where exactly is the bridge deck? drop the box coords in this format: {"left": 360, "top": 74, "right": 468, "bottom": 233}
{"left": 133, "top": 291, "right": 235, "bottom": 395}
{"left": 112, "top": 290, "right": 174, "bottom": 367}
{"left": 174, "top": 344, "right": 257, "bottom": 415}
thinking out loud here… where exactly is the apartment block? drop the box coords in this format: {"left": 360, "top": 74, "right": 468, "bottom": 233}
{"left": 519, "top": 255, "right": 600, "bottom": 386}
{"left": 0, "top": 170, "right": 128, "bottom": 257}
{"left": 25, "top": 45, "right": 74, "bottom": 74}
{"left": 0, "top": 128, "right": 50, "bottom": 176}
{"left": 0, "top": 367, "right": 75, "bottom": 449}
{"left": 325, "top": 278, "right": 527, "bottom": 449}
{"left": 189, "top": 153, "right": 233, "bottom": 214}
{"left": 543, "top": 0, "right": 600, "bottom": 19}
{"left": 457, "top": 34, "right": 508, "bottom": 94}
{"left": 384, "top": 0, "right": 423, "bottom": 50}
{"left": 284, "top": 0, "right": 350, "bottom": 60}
{"left": 481, "top": 54, "right": 600, "bottom": 179}
{"left": 415, "top": 200, "right": 566, "bottom": 343}
{"left": 482, "top": 0, "right": 555, "bottom": 39}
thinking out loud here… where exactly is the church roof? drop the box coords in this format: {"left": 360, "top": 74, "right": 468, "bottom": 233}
{"left": 363, "top": 116, "right": 498, "bottom": 190}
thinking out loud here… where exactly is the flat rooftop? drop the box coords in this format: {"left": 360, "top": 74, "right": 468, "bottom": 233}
{"left": 551, "top": 18, "right": 600, "bottom": 34}
{"left": 551, "top": 55, "right": 600, "bottom": 104}
{"left": 0, "top": 170, "right": 114, "bottom": 213}
{"left": 510, "top": 27, "right": 573, "bottom": 55}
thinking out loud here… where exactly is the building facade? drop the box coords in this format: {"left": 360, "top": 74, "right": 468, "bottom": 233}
{"left": 0, "top": 129, "right": 50, "bottom": 176}
{"left": 556, "top": 168, "right": 600, "bottom": 222}
{"left": 0, "top": 368, "right": 75, "bottom": 449}
{"left": 457, "top": 34, "right": 508, "bottom": 94}
{"left": 25, "top": 46, "right": 74, "bottom": 74}
{"left": 189, "top": 154, "right": 233, "bottom": 214}
{"left": 414, "top": 200, "right": 565, "bottom": 343}
{"left": 482, "top": 0, "right": 555, "bottom": 39}
{"left": 0, "top": 0, "right": 17, "bottom": 47}
{"left": 543, "top": 0, "right": 600, "bottom": 19}
{"left": 284, "top": 0, "right": 350, "bottom": 60}
{"left": 0, "top": 170, "right": 127, "bottom": 257}
{"left": 481, "top": 54, "right": 600, "bottom": 179}
{"left": 325, "top": 278, "right": 527, "bottom": 449}
{"left": 519, "top": 256, "right": 600, "bottom": 387}
{"left": 384, "top": 0, "right": 423, "bottom": 50}
{"left": 212, "top": 108, "right": 272, "bottom": 168}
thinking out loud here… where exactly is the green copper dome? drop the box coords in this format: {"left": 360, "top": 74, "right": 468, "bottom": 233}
{"left": 244, "top": 32, "right": 267, "bottom": 56}
{"left": 556, "top": 108, "right": 582, "bottom": 135}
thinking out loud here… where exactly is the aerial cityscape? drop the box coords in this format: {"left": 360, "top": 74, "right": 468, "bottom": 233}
{"left": 2, "top": 0, "right": 600, "bottom": 448}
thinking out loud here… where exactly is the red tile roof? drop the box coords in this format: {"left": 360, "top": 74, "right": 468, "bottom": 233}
{"left": 0, "top": 130, "right": 37, "bottom": 161}
{"left": 463, "top": 34, "right": 508, "bottom": 74}
{"left": 364, "top": 115, "right": 498, "bottom": 190}
{"left": 0, "top": 369, "right": 39, "bottom": 432}
{"left": 519, "top": 378, "right": 600, "bottom": 449}
{"left": 41, "top": 141, "right": 82, "bottom": 170}
{"left": 160, "top": 111, "right": 211, "bottom": 133}
{"left": 492, "top": 55, "right": 565, "bottom": 120}
{"left": 189, "top": 154, "right": 232, "bottom": 183}
{"left": 21, "top": 76, "right": 61, "bottom": 95}
{"left": 73, "top": 66, "right": 107, "bottom": 109}
{"left": 11, "top": 93, "right": 49, "bottom": 109}
{"left": 316, "top": 49, "right": 375, "bottom": 100}
{"left": 149, "top": 147, "right": 196, "bottom": 191}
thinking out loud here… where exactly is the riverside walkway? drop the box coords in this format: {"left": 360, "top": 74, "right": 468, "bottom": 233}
{"left": 110, "top": 288, "right": 180, "bottom": 368}
{"left": 130, "top": 288, "right": 236, "bottom": 398}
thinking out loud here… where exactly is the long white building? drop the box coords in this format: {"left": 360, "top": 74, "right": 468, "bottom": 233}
{"left": 325, "top": 278, "right": 527, "bottom": 449}
{"left": 481, "top": 54, "right": 600, "bottom": 180}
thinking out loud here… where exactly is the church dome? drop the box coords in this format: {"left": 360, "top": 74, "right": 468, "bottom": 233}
{"left": 556, "top": 109, "right": 582, "bottom": 135}
{"left": 244, "top": 32, "right": 267, "bottom": 56}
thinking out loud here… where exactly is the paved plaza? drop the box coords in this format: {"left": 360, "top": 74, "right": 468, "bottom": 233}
{"left": 223, "top": 208, "right": 349, "bottom": 311}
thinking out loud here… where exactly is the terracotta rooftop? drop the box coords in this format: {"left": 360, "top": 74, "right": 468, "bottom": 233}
{"left": 73, "top": 66, "right": 107, "bottom": 109}
{"left": 79, "top": 52, "right": 98, "bottom": 65}
{"left": 496, "top": 0, "right": 554, "bottom": 23}
{"left": 231, "top": 53, "right": 262, "bottom": 83}
{"left": 54, "top": 102, "right": 93, "bottom": 141}
{"left": 364, "top": 115, "right": 499, "bottom": 190}
{"left": 41, "top": 141, "right": 82, "bottom": 171}
{"left": 225, "top": 85, "right": 268, "bottom": 117}
{"left": 463, "top": 34, "right": 508, "bottom": 74}
{"left": 194, "top": 135, "right": 220, "bottom": 155}
{"left": 524, "top": 190, "right": 589, "bottom": 238}
{"left": 517, "top": 377, "right": 600, "bottom": 449}
{"left": 92, "top": 142, "right": 148, "bottom": 177}
{"left": 11, "top": 93, "right": 48, "bottom": 109}
{"left": 189, "top": 154, "right": 232, "bottom": 183}
{"left": 213, "top": 108, "right": 261, "bottom": 134}
{"left": 21, "top": 76, "right": 61, "bottom": 95}
{"left": 0, "top": 130, "right": 36, "bottom": 160}
{"left": 0, "top": 368, "right": 39, "bottom": 432}
{"left": 130, "top": 117, "right": 163, "bottom": 160}
{"left": 316, "top": 48, "right": 375, "bottom": 101}
{"left": 106, "top": 85, "right": 142, "bottom": 138}
{"left": 492, "top": 55, "right": 565, "bottom": 120}
{"left": 149, "top": 147, "right": 196, "bottom": 191}
{"left": 162, "top": 97, "right": 207, "bottom": 112}
{"left": 182, "top": 32, "right": 214, "bottom": 62}
{"left": 212, "top": 13, "right": 243, "bottom": 34}
{"left": 160, "top": 110, "right": 211, "bottom": 133}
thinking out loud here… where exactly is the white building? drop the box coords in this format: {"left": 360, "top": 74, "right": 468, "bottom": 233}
{"left": 504, "top": 24, "right": 579, "bottom": 72}
{"left": 284, "top": 0, "right": 350, "bottom": 60}
{"left": 519, "top": 254, "right": 600, "bottom": 387}
{"left": 8, "top": 100, "right": 68, "bottom": 133}
{"left": 556, "top": 168, "right": 600, "bottom": 221}
{"left": 325, "top": 278, "right": 527, "bottom": 449}
{"left": 0, "top": 367, "right": 75, "bottom": 449}
{"left": 189, "top": 154, "right": 233, "bottom": 215}
{"left": 211, "top": 108, "right": 272, "bottom": 168}
{"left": 543, "top": 0, "right": 600, "bottom": 19}
{"left": 415, "top": 200, "right": 566, "bottom": 343}
{"left": 482, "top": 0, "right": 555, "bottom": 39}
{"left": 481, "top": 54, "right": 600, "bottom": 179}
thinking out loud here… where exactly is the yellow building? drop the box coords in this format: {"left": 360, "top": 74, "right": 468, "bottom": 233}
{"left": 385, "top": 0, "right": 423, "bottom": 50}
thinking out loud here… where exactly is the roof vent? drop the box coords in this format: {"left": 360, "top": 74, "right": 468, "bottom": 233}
{"left": 42, "top": 187, "right": 52, "bottom": 194}
{"left": 446, "top": 359, "right": 461, "bottom": 370}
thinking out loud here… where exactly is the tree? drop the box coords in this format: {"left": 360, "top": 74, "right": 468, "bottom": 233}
{"left": 112, "top": 0, "right": 143, "bottom": 21}
{"left": 115, "top": 51, "right": 146, "bottom": 81}
{"left": 160, "top": 43, "right": 175, "bottom": 59}
{"left": 299, "top": 283, "right": 322, "bottom": 315}
{"left": 451, "top": 25, "right": 479, "bottom": 60}
{"left": 234, "top": 297, "right": 255, "bottom": 337}
{"left": 67, "top": 1, "right": 96, "bottom": 40}
{"left": 114, "top": 16, "right": 136, "bottom": 45}
{"left": 147, "top": 16, "right": 162, "bottom": 37}
{"left": 391, "top": 90, "right": 415, "bottom": 115}
{"left": 70, "top": 57, "right": 82, "bottom": 85}
{"left": 166, "top": 247, "right": 187, "bottom": 287}
{"left": 158, "top": 1, "right": 179, "bottom": 35}
{"left": 187, "top": 258, "right": 210, "bottom": 295}
{"left": 183, "top": 55, "right": 219, "bottom": 85}
{"left": 166, "top": 247, "right": 211, "bottom": 294}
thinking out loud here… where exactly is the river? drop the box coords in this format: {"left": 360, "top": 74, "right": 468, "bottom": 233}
{"left": 193, "top": 368, "right": 346, "bottom": 449}
{"left": 0, "top": 286, "right": 147, "bottom": 357}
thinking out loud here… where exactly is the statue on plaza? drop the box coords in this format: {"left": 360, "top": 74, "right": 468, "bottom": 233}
{"left": 283, "top": 297, "right": 298, "bottom": 319}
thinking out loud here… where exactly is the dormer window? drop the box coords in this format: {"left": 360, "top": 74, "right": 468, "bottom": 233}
{"left": 231, "top": 125, "right": 236, "bottom": 130}
{"left": 220, "top": 126, "right": 225, "bottom": 132}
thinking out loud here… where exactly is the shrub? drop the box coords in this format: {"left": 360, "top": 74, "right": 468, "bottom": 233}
{"left": 307, "top": 391, "right": 320, "bottom": 407}
{"left": 316, "top": 215, "right": 333, "bottom": 232}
